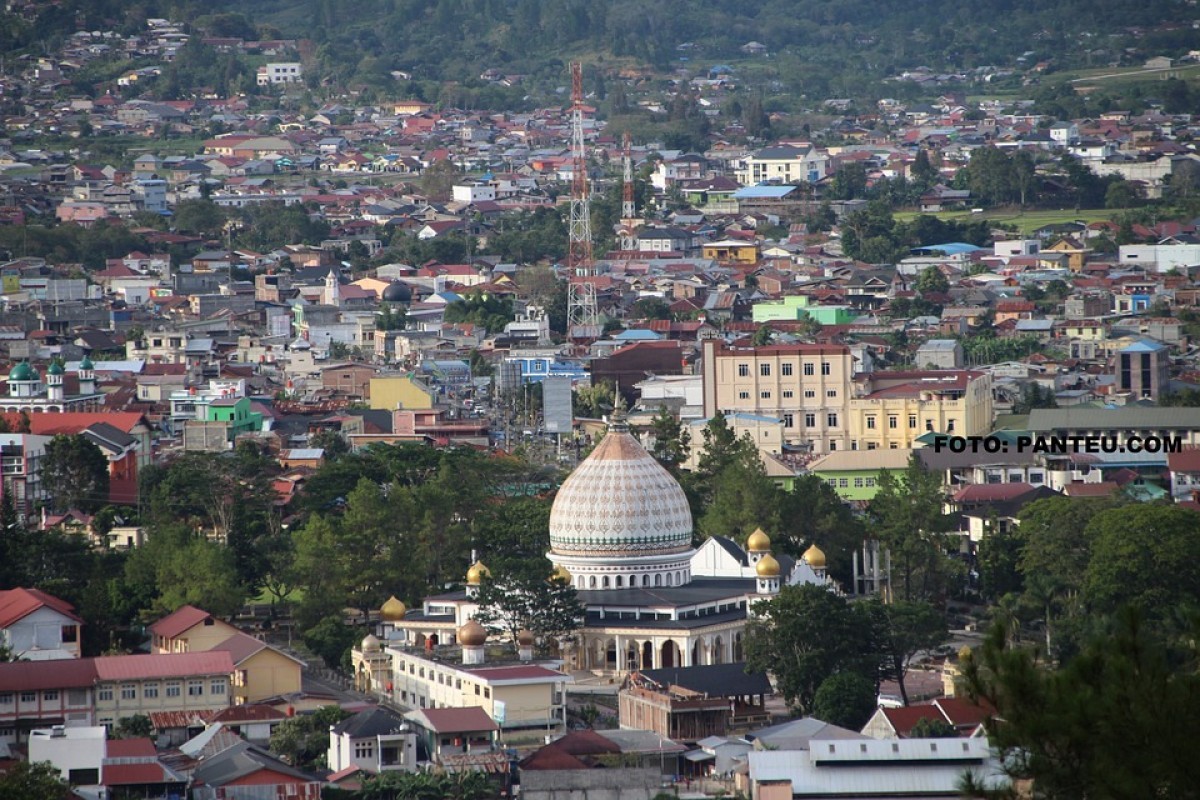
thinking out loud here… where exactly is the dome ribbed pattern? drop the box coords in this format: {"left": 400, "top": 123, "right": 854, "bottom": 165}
{"left": 549, "top": 429, "right": 693, "bottom": 558}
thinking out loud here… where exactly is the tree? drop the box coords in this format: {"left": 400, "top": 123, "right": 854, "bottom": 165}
{"left": 745, "top": 584, "right": 880, "bottom": 713}
{"left": 112, "top": 714, "right": 153, "bottom": 739}
{"left": 302, "top": 614, "right": 359, "bottom": 670}
{"left": 812, "top": 671, "right": 878, "bottom": 729}
{"left": 41, "top": 434, "right": 110, "bottom": 513}
{"left": 309, "top": 429, "right": 349, "bottom": 461}
{"left": 915, "top": 265, "right": 949, "bottom": 296}
{"left": 171, "top": 199, "right": 226, "bottom": 236}
{"left": 909, "top": 717, "right": 958, "bottom": 738}
{"left": 0, "top": 761, "right": 70, "bottom": 800}
{"left": 697, "top": 436, "right": 781, "bottom": 542}
{"left": 269, "top": 705, "right": 352, "bottom": 771}
{"left": 777, "top": 475, "right": 866, "bottom": 586}
{"left": 646, "top": 406, "right": 690, "bottom": 473}
{"left": 630, "top": 296, "right": 671, "bottom": 320}
{"left": 1083, "top": 505, "right": 1200, "bottom": 618}
{"left": 960, "top": 608, "right": 1200, "bottom": 800}
{"left": 872, "top": 599, "right": 949, "bottom": 706}
{"left": 868, "top": 455, "right": 956, "bottom": 602}
{"left": 472, "top": 567, "right": 585, "bottom": 648}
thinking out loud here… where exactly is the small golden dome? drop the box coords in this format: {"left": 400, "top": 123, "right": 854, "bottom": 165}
{"left": 517, "top": 628, "right": 535, "bottom": 646}
{"left": 551, "top": 564, "right": 572, "bottom": 583}
{"left": 380, "top": 596, "right": 407, "bottom": 621}
{"left": 458, "top": 618, "right": 487, "bottom": 647}
{"left": 466, "top": 560, "right": 491, "bottom": 586}
{"left": 803, "top": 543, "right": 827, "bottom": 569}
{"left": 958, "top": 645, "right": 973, "bottom": 662}
{"left": 361, "top": 633, "right": 381, "bottom": 652}
{"left": 755, "top": 553, "right": 781, "bottom": 577}
{"left": 746, "top": 528, "right": 771, "bottom": 553}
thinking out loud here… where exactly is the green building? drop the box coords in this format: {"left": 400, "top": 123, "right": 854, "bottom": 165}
{"left": 751, "top": 295, "right": 857, "bottom": 325}
{"left": 808, "top": 448, "right": 913, "bottom": 502}
{"left": 205, "top": 396, "right": 264, "bottom": 441}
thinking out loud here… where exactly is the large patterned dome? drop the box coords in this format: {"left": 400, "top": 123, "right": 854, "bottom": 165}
{"left": 549, "top": 418, "right": 693, "bottom": 558}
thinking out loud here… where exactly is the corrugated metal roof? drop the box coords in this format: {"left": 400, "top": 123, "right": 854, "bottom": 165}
{"left": 94, "top": 651, "right": 235, "bottom": 681}
{"left": 1028, "top": 407, "right": 1200, "bottom": 431}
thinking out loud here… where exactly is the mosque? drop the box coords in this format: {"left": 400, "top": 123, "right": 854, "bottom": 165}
{"left": 373, "top": 412, "right": 832, "bottom": 674}
{"left": 2, "top": 357, "right": 103, "bottom": 413}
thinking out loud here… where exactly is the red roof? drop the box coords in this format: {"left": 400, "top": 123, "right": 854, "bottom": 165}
{"left": 209, "top": 704, "right": 287, "bottom": 723}
{"left": 107, "top": 738, "right": 156, "bottom": 758}
{"left": 28, "top": 412, "right": 147, "bottom": 436}
{"left": 148, "top": 710, "right": 216, "bottom": 729}
{"left": 1063, "top": 481, "right": 1120, "bottom": 497}
{"left": 952, "top": 483, "right": 1040, "bottom": 503}
{"left": 102, "top": 763, "right": 177, "bottom": 786}
{"left": 148, "top": 605, "right": 212, "bottom": 639}
{"left": 0, "top": 587, "right": 82, "bottom": 628}
{"left": 93, "top": 651, "right": 235, "bottom": 681}
{"left": 880, "top": 705, "right": 946, "bottom": 736}
{"left": 0, "top": 658, "right": 98, "bottom": 691}
{"left": 1169, "top": 446, "right": 1200, "bottom": 473}
{"left": 934, "top": 696, "right": 994, "bottom": 728}
{"left": 411, "top": 706, "right": 498, "bottom": 733}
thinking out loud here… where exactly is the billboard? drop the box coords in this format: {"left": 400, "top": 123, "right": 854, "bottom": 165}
{"left": 543, "top": 375, "right": 574, "bottom": 434}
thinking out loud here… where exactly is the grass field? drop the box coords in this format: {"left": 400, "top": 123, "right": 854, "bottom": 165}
{"left": 893, "top": 207, "right": 1122, "bottom": 235}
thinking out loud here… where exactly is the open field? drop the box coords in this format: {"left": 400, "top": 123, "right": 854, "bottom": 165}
{"left": 894, "top": 207, "right": 1121, "bottom": 235}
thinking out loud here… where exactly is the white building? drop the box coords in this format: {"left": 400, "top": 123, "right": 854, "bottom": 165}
{"left": 256, "top": 62, "right": 303, "bottom": 86}
{"left": 451, "top": 183, "right": 497, "bottom": 204}
{"left": 0, "top": 588, "right": 83, "bottom": 660}
{"left": 328, "top": 706, "right": 418, "bottom": 776}
{"left": 1118, "top": 242, "right": 1200, "bottom": 273}
{"left": 28, "top": 725, "right": 106, "bottom": 789}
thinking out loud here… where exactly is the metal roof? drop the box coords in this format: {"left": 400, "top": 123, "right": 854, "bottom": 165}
{"left": 1028, "top": 407, "right": 1200, "bottom": 431}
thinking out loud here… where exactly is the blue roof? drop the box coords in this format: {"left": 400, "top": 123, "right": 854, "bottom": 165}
{"left": 910, "top": 242, "right": 982, "bottom": 255}
{"left": 733, "top": 184, "right": 797, "bottom": 199}
{"left": 612, "top": 329, "right": 664, "bottom": 341}
{"left": 1119, "top": 337, "right": 1167, "bottom": 353}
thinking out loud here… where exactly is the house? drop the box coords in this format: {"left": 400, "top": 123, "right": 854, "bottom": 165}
{"left": 211, "top": 631, "right": 305, "bottom": 705}
{"left": 328, "top": 706, "right": 418, "bottom": 775}
{"left": 191, "top": 740, "right": 323, "bottom": 800}
{"left": 403, "top": 706, "right": 498, "bottom": 767}
{"left": 736, "top": 144, "right": 829, "bottom": 185}
{"left": 207, "top": 704, "right": 287, "bottom": 744}
{"left": 1168, "top": 447, "right": 1200, "bottom": 502}
{"left": 0, "top": 587, "right": 84, "bottom": 660}
{"left": 149, "top": 605, "right": 239, "bottom": 654}
{"left": 619, "top": 663, "right": 772, "bottom": 740}
{"left": 861, "top": 697, "right": 992, "bottom": 739}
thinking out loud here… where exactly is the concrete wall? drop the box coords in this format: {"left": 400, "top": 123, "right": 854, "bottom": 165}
{"left": 520, "top": 767, "right": 662, "bottom": 800}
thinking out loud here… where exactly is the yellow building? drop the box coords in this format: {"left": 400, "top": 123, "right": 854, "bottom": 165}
{"left": 702, "top": 339, "right": 857, "bottom": 454}
{"left": 1043, "top": 237, "right": 1090, "bottom": 272}
{"left": 846, "top": 370, "right": 994, "bottom": 450}
{"left": 150, "top": 606, "right": 239, "bottom": 653}
{"left": 93, "top": 651, "right": 234, "bottom": 727}
{"left": 369, "top": 375, "right": 436, "bottom": 412}
{"left": 702, "top": 239, "right": 760, "bottom": 264}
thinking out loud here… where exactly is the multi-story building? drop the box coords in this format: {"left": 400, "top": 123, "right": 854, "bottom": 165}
{"left": 735, "top": 144, "right": 830, "bottom": 185}
{"left": 0, "top": 433, "right": 51, "bottom": 520}
{"left": 846, "top": 370, "right": 994, "bottom": 451}
{"left": 1114, "top": 338, "right": 1170, "bottom": 400}
{"left": 0, "top": 360, "right": 103, "bottom": 413}
{"left": 256, "top": 62, "right": 303, "bottom": 86}
{"left": 702, "top": 340, "right": 856, "bottom": 453}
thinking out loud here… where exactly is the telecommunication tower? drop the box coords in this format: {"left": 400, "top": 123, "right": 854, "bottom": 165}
{"left": 566, "top": 61, "right": 599, "bottom": 338}
{"left": 621, "top": 131, "right": 636, "bottom": 222}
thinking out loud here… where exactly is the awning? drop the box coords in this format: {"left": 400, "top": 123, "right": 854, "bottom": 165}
{"left": 684, "top": 750, "right": 716, "bottom": 762}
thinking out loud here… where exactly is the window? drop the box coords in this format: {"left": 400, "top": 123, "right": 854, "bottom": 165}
{"left": 838, "top": 478, "right": 849, "bottom": 487}
{"left": 43, "top": 690, "right": 58, "bottom": 702}
{"left": 210, "top": 681, "right": 226, "bottom": 695}
{"left": 926, "top": 420, "right": 934, "bottom": 431}
{"left": 143, "top": 684, "right": 158, "bottom": 699}
{"left": 826, "top": 389, "right": 837, "bottom": 398}
{"left": 738, "top": 364, "right": 749, "bottom": 377}
{"left": 803, "top": 362, "right": 814, "bottom": 376}
{"left": 804, "top": 389, "right": 815, "bottom": 398}
{"left": 888, "top": 416, "right": 898, "bottom": 429}
{"left": 0, "top": 694, "right": 10, "bottom": 705}
{"left": 865, "top": 477, "right": 876, "bottom": 487}
{"left": 909, "top": 415, "right": 917, "bottom": 428}
{"left": 947, "top": 419, "right": 956, "bottom": 433}
{"left": 760, "top": 391, "right": 771, "bottom": 399}
{"left": 782, "top": 363, "right": 794, "bottom": 376}
{"left": 760, "top": 364, "right": 771, "bottom": 376}
{"left": 355, "top": 742, "right": 375, "bottom": 759}
{"left": 121, "top": 685, "right": 136, "bottom": 700}
{"left": 782, "top": 390, "right": 794, "bottom": 399}
{"left": 783, "top": 414, "right": 794, "bottom": 428}
{"left": 738, "top": 391, "right": 749, "bottom": 400}
{"left": 20, "top": 691, "right": 36, "bottom": 703}
{"left": 827, "top": 413, "right": 838, "bottom": 427}
{"left": 867, "top": 442, "right": 878, "bottom": 450}
{"left": 805, "top": 413, "right": 816, "bottom": 428}
{"left": 826, "top": 479, "right": 837, "bottom": 487}
{"left": 1029, "top": 471, "right": 1044, "bottom": 484}
{"left": 854, "top": 478, "right": 864, "bottom": 487}
{"left": 188, "top": 681, "right": 203, "bottom": 697}
{"left": 866, "top": 417, "right": 876, "bottom": 430}
{"left": 98, "top": 687, "right": 113, "bottom": 702}
{"left": 821, "top": 361, "right": 831, "bottom": 376}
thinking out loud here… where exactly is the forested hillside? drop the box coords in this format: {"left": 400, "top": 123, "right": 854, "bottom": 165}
{"left": 7, "top": 0, "right": 1193, "bottom": 103}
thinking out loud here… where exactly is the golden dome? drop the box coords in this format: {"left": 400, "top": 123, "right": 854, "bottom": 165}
{"left": 466, "top": 560, "right": 491, "bottom": 586}
{"left": 361, "top": 633, "right": 381, "bottom": 652}
{"left": 458, "top": 619, "right": 487, "bottom": 647}
{"left": 551, "top": 564, "right": 572, "bottom": 583}
{"left": 517, "top": 628, "right": 535, "bottom": 646}
{"left": 802, "top": 543, "right": 827, "bottom": 569}
{"left": 380, "top": 596, "right": 407, "bottom": 621}
{"left": 746, "top": 528, "right": 771, "bottom": 553}
{"left": 958, "top": 645, "right": 973, "bottom": 662}
{"left": 755, "top": 553, "right": 781, "bottom": 577}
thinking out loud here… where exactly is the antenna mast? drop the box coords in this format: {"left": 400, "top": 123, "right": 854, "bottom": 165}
{"left": 621, "top": 131, "right": 635, "bottom": 222}
{"left": 566, "top": 61, "right": 599, "bottom": 339}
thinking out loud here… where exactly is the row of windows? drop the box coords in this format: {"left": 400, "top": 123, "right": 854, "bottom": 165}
{"left": 737, "top": 361, "right": 833, "bottom": 377}
{"left": 399, "top": 662, "right": 490, "bottom": 698}
{"left": 96, "top": 680, "right": 225, "bottom": 702}
{"left": 827, "top": 477, "right": 878, "bottom": 488}
{"left": 739, "top": 389, "right": 837, "bottom": 400}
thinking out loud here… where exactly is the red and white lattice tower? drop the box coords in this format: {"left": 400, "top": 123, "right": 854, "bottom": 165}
{"left": 621, "top": 131, "right": 635, "bottom": 222}
{"left": 566, "top": 61, "right": 599, "bottom": 338}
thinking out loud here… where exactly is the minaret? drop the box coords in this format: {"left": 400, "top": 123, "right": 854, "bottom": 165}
{"left": 458, "top": 619, "right": 487, "bottom": 665}
{"left": 803, "top": 543, "right": 828, "bottom": 583}
{"left": 46, "top": 360, "right": 65, "bottom": 403}
{"left": 465, "top": 559, "right": 490, "bottom": 599}
{"left": 746, "top": 528, "right": 771, "bottom": 569}
{"left": 517, "top": 629, "right": 535, "bottom": 662}
{"left": 324, "top": 268, "right": 340, "bottom": 306}
{"left": 755, "top": 553, "right": 781, "bottom": 596}
{"left": 77, "top": 355, "right": 95, "bottom": 396}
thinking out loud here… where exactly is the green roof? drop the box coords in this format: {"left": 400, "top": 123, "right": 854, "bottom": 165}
{"left": 47, "top": 361, "right": 64, "bottom": 375}
{"left": 8, "top": 362, "right": 35, "bottom": 382}
{"left": 79, "top": 355, "right": 94, "bottom": 370}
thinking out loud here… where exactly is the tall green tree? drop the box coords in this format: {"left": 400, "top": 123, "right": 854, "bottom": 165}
{"left": 472, "top": 568, "right": 584, "bottom": 648}
{"left": 41, "top": 434, "right": 110, "bottom": 513}
{"left": 868, "top": 455, "right": 956, "bottom": 602}
{"left": 745, "top": 584, "right": 881, "bottom": 713}
{"left": 776, "top": 475, "right": 867, "bottom": 586}
{"left": 870, "top": 598, "right": 949, "bottom": 706}
{"left": 812, "top": 671, "right": 878, "bottom": 729}
{"left": 0, "top": 761, "right": 70, "bottom": 800}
